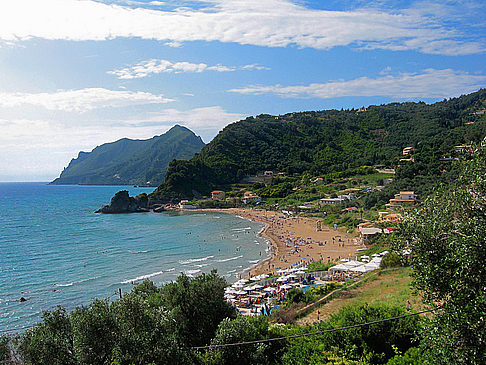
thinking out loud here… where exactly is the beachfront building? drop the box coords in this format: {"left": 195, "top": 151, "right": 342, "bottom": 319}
{"left": 242, "top": 191, "right": 261, "bottom": 204}
{"left": 386, "top": 191, "right": 416, "bottom": 208}
{"left": 179, "top": 200, "right": 197, "bottom": 209}
{"left": 211, "top": 190, "right": 226, "bottom": 200}
{"left": 360, "top": 227, "right": 384, "bottom": 244}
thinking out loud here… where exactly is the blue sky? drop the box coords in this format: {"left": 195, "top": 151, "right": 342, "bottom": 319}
{"left": 0, "top": 0, "right": 485, "bottom": 181}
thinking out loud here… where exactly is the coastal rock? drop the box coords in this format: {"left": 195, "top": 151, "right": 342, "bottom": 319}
{"left": 95, "top": 190, "right": 150, "bottom": 213}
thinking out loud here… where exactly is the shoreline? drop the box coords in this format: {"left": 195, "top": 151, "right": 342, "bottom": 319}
{"left": 203, "top": 208, "right": 364, "bottom": 279}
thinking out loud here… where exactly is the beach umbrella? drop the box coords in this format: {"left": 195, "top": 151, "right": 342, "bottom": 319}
{"left": 280, "top": 284, "right": 293, "bottom": 290}
{"left": 239, "top": 278, "right": 250, "bottom": 283}
{"left": 295, "top": 270, "right": 306, "bottom": 274}
{"left": 224, "top": 294, "right": 236, "bottom": 299}
{"left": 232, "top": 282, "right": 245, "bottom": 288}
{"left": 252, "top": 284, "right": 264, "bottom": 290}
{"left": 243, "top": 286, "right": 254, "bottom": 291}
{"left": 350, "top": 265, "right": 367, "bottom": 273}
{"left": 276, "top": 276, "right": 288, "bottom": 282}
{"left": 263, "top": 287, "right": 276, "bottom": 292}
{"left": 235, "top": 290, "right": 247, "bottom": 295}
{"left": 330, "top": 264, "right": 349, "bottom": 272}
{"left": 287, "top": 274, "right": 297, "bottom": 279}
{"left": 259, "top": 274, "right": 269, "bottom": 279}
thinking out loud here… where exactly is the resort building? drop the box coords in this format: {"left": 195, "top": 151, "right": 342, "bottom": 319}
{"left": 211, "top": 190, "right": 226, "bottom": 200}
{"left": 386, "top": 191, "right": 416, "bottom": 208}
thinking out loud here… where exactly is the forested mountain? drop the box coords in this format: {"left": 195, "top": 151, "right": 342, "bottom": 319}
{"left": 152, "top": 89, "right": 486, "bottom": 202}
{"left": 51, "top": 125, "right": 205, "bottom": 186}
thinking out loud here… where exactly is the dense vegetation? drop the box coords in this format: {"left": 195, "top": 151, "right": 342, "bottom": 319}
{"left": 51, "top": 125, "right": 204, "bottom": 186}
{"left": 152, "top": 89, "right": 486, "bottom": 202}
{"left": 394, "top": 139, "right": 486, "bottom": 363}
{"left": 3, "top": 139, "right": 484, "bottom": 364}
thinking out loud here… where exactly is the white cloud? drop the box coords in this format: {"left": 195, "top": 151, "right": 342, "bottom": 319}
{"left": 0, "top": 105, "right": 243, "bottom": 179}
{"left": 108, "top": 59, "right": 269, "bottom": 79}
{"left": 0, "top": 88, "right": 174, "bottom": 112}
{"left": 130, "top": 106, "right": 244, "bottom": 131}
{"left": 228, "top": 69, "right": 486, "bottom": 99}
{"left": 0, "top": 0, "right": 483, "bottom": 55}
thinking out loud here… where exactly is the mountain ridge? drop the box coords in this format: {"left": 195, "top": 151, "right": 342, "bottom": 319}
{"left": 51, "top": 125, "right": 205, "bottom": 186}
{"left": 151, "top": 89, "right": 486, "bottom": 202}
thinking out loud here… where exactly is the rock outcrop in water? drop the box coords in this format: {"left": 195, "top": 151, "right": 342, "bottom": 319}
{"left": 96, "top": 190, "right": 150, "bottom": 213}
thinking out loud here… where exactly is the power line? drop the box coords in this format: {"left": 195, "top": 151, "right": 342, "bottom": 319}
{"left": 192, "top": 308, "right": 434, "bottom": 350}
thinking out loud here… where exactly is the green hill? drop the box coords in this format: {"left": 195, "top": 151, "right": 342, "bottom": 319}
{"left": 152, "top": 89, "right": 486, "bottom": 202}
{"left": 51, "top": 125, "right": 205, "bottom": 186}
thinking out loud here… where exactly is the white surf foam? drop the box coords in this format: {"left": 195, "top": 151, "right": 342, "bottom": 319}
{"left": 121, "top": 271, "right": 164, "bottom": 284}
{"left": 216, "top": 255, "right": 243, "bottom": 263}
{"left": 179, "top": 255, "right": 214, "bottom": 265}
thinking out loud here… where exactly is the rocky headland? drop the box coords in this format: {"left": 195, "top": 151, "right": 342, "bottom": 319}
{"left": 95, "top": 190, "right": 150, "bottom": 213}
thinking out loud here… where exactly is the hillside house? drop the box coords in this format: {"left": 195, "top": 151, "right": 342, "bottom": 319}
{"left": 378, "top": 212, "right": 402, "bottom": 223}
{"left": 242, "top": 191, "right": 261, "bottom": 204}
{"left": 319, "top": 197, "right": 345, "bottom": 205}
{"left": 386, "top": 191, "right": 416, "bottom": 208}
{"left": 402, "top": 147, "right": 414, "bottom": 155}
{"left": 211, "top": 190, "right": 226, "bottom": 200}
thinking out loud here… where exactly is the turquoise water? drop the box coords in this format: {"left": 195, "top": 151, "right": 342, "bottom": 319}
{"left": 0, "top": 183, "right": 268, "bottom": 332}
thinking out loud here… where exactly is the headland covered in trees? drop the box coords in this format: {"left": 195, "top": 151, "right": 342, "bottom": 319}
{"left": 51, "top": 125, "right": 205, "bottom": 187}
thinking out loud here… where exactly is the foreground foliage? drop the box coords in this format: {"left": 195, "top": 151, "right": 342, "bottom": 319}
{"left": 396, "top": 139, "right": 486, "bottom": 363}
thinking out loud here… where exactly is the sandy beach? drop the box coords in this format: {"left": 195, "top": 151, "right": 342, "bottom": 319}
{"left": 210, "top": 208, "right": 364, "bottom": 278}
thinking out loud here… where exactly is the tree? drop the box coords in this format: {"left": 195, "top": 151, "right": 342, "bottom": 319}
{"left": 17, "top": 306, "right": 75, "bottom": 365}
{"left": 396, "top": 139, "right": 486, "bottom": 363}
{"left": 203, "top": 316, "right": 270, "bottom": 365}
{"left": 70, "top": 299, "right": 117, "bottom": 365}
{"left": 161, "top": 271, "right": 237, "bottom": 347}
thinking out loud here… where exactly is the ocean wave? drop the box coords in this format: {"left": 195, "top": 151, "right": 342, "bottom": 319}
{"left": 166, "top": 268, "right": 175, "bottom": 272}
{"left": 227, "top": 269, "right": 237, "bottom": 273}
{"left": 216, "top": 255, "right": 243, "bottom": 263}
{"left": 194, "top": 263, "right": 211, "bottom": 268}
{"left": 179, "top": 255, "right": 214, "bottom": 265}
{"left": 185, "top": 269, "right": 201, "bottom": 276}
{"left": 248, "top": 259, "right": 260, "bottom": 264}
{"left": 121, "top": 271, "right": 164, "bottom": 284}
{"left": 54, "top": 282, "right": 73, "bottom": 287}
{"left": 128, "top": 250, "right": 149, "bottom": 254}
{"left": 232, "top": 227, "right": 252, "bottom": 231}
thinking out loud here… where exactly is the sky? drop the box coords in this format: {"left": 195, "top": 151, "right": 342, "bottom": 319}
{"left": 0, "top": 0, "right": 485, "bottom": 181}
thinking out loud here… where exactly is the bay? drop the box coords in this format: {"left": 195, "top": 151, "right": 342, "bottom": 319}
{"left": 0, "top": 182, "right": 268, "bottom": 331}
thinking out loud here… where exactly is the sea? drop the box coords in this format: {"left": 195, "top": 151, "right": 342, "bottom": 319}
{"left": 0, "top": 182, "right": 269, "bottom": 332}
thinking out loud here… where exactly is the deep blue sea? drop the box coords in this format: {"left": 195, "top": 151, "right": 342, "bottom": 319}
{"left": 0, "top": 182, "right": 268, "bottom": 332}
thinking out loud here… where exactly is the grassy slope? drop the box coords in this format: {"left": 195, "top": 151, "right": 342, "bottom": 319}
{"left": 297, "top": 267, "right": 423, "bottom": 325}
